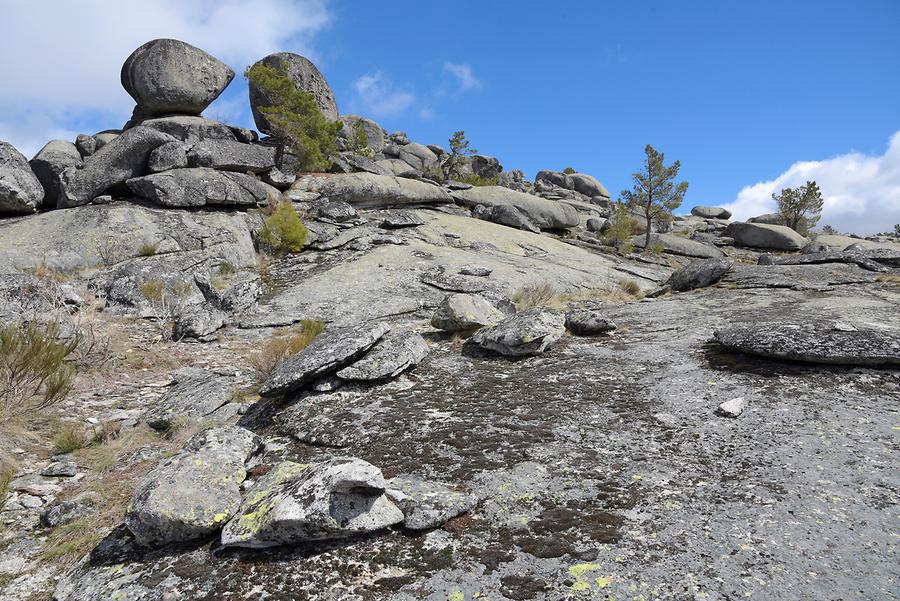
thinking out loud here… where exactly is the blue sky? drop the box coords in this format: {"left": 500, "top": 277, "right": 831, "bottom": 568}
{"left": 1, "top": 0, "right": 898, "bottom": 232}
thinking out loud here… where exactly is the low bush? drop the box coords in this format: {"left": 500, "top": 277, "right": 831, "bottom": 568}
{"left": 0, "top": 321, "right": 78, "bottom": 421}
{"left": 137, "top": 242, "right": 158, "bottom": 257}
{"left": 250, "top": 320, "right": 326, "bottom": 383}
{"left": 512, "top": 281, "right": 557, "bottom": 310}
{"left": 259, "top": 201, "right": 309, "bottom": 254}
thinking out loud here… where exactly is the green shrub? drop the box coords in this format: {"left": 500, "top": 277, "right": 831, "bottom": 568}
{"left": 458, "top": 174, "right": 499, "bottom": 187}
{"left": 422, "top": 163, "right": 447, "bottom": 184}
{"left": 53, "top": 422, "right": 88, "bottom": 454}
{"left": 348, "top": 120, "right": 374, "bottom": 159}
{"left": 0, "top": 452, "right": 17, "bottom": 511}
{"left": 649, "top": 241, "right": 665, "bottom": 256}
{"left": 244, "top": 60, "right": 343, "bottom": 173}
{"left": 563, "top": 167, "right": 576, "bottom": 175}
{"left": 0, "top": 321, "right": 77, "bottom": 420}
{"left": 260, "top": 201, "right": 309, "bottom": 254}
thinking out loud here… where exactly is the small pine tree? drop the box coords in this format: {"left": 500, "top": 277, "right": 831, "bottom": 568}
{"left": 348, "top": 121, "right": 374, "bottom": 159}
{"left": 260, "top": 201, "right": 308, "bottom": 254}
{"left": 620, "top": 145, "right": 688, "bottom": 249}
{"left": 444, "top": 130, "right": 477, "bottom": 180}
{"left": 563, "top": 167, "right": 576, "bottom": 175}
{"left": 773, "top": 180, "right": 823, "bottom": 236}
{"left": 244, "top": 60, "right": 343, "bottom": 173}
{"left": 820, "top": 224, "right": 837, "bottom": 235}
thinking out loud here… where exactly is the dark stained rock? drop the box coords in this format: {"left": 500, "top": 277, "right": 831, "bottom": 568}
{"left": 452, "top": 186, "right": 579, "bottom": 230}
{"left": 475, "top": 203, "right": 541, "bottom": 234}
{"left": 172, "top": 303, "right": 227, "bottom": 341}
{"left": 260, "top": 322, "right": 391, "bottom": 396}
{"left": 667, "top": 258, "right": 734, "bottom": 291}
{"left": 138, "top": 116, "right": 239, "bottom": 143}
{"left": 714, "top": 321, "right": 900, "bottom": 366}
{"left": 147, "top": 141, "right": 188, "bottom": 172}
{"left": 380, "top": 209, "right": 424, "bottom": 229}
{"left": 758, "top": 250, "right": 893, "bottom": 273}
{"left": 186, "top": 140, "right": 276, "bottom": 173}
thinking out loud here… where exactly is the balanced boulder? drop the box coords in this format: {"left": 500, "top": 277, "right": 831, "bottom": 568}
{"left": 469, "top": 309, "right": 566, "bottom": 356}
{"left": 121, "top": 39, "right": 235, "bottom": 117}
{"left": 690, "top": 206, "right": 732, "bottom": 220}
{"left": 220, "top": 458, "right": 403, "bottom": 548}
{"left": 249, "top": 52, "right": 339, "bottom": 132}
{"left": 0, "top": 142, "right": 44, "bottom": 215}
{"left": 725, "top": 222, "right": 807, "bottom": 251}
{"left": 29, "top": 140, "right": 82, "bottom": 209}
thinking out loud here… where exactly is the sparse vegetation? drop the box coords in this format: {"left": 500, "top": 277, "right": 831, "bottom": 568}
{"left": 458, "top": 174, "right": 500, "bottom": 187}
{"left": 512, "top": 278, "right": 643, "bottom": 310}
{"left": 52, "top": 422, "right": 88, "bottom": 454}
{"left": 820, "top": 224, "right": 838, "bottom": 235}
{"left": 422, "top": 163, "right": 447, "bottom": 184}
{"left": 0, "top": 321, "right": 78, "bottom": 421}
{"left": 773, "top": 180, "right": 823, "bottom": 236}
{"left": 348, "top": 120, "right": 374, "bottom": 159}
{"left": 563, "top": 167, "right": 576, "bottom": 174}
{"left": 649, "top": 240, "right": 665, "bottom": 256}
{"left": 244, "top": 60, "right": 342, "bottom": 172}
{"left": 259, "top": 200, "right": 309, "bottom": 254}
{"left": 443, "top": 130, "right": 477, "bottom": 180}
{"left": 93, "top": 235, "right": 127, "bottom": 266}
{"left": 137, "top": 242, "right": 159, "bottom": 257}
{"left": 249, "top": 320, "right": 326, "bottom": 384}
{"left": 139, "top": 279, "right": 193, "bottom": 338}
{"left": 512, "top": 281, "right": 557, "bottom": 310}
{"left": 603, "top": 201, "right": 639, "bottom": 253}
{"left": 620, "top": 144, "right": 688, "bottom": 249}
{"left": 0, "top": 451, "right": 18, "bottom": 511}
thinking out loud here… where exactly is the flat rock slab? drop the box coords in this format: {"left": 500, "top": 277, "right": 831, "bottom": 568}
{"left": 386, "top": 476, "right": 478, "bottom": 530}
{"left": 469, "top": 309, "right": 566, "bottom": 356}
{"left": 290, "top": 173, "right": 451, "bottom": 208}
{"left": 143, "top": 368, "right": 236, "bottom": 431}
{"left": 127, "top": 167, "right": 279, "bottom": 207}
{"left": 451, "top": 186, "right": 579, "bottom": 230}
{"left": 220, "top": 458, "right": 403, "bottom": 548}
{"left": 260, "top": 321, "right": 391, "bottom": 396}
{"left": 714, "top": 321, "right": 900, "bottom": 366}
{"left": 336, "top": 331, "right": 428, "bottom": 381}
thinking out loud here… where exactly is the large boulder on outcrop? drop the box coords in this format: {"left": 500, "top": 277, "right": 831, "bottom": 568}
{"left": 748, "top": 213, "right": 785, "bottom": 225}
{"left": 220, "top": 458, "right": 404, "bottom": 548}
{"left": 288, "top": 173, "right": 451, "bottom": 208}
{"left": 725, "top": 222, "right": 808, "bottom": 250}
{"left": 249, "top": 52, "right": 339, "bottom": 132}
{"left": 569, "top": 173, "right": 610, "bottom": 199}
{"left": 469, "top": 309, "right": 566, "bottom": 356}
{"left": 336, "top": 331, "right": 428, "bottom": 381}
{"left": 143, "top": 368, "right": 238, "bottom": 431}
{"left": 451, "top": 186, "right": 579, "bottom": 230}
{"left": 431, "top": 293, "right": 505, "bottom": 333}
{"left": 631, "top": 233, "right": 725, "bottom": 259}
{"left": 667, "top": 258, "right": 734, "bottom": 291}
{"left": 714, "top": 321, "right": 900, "bottom": 366}
{"left": 186, "top": 140, "right": 276, "bottom": 173}
{"left": 691, "top": 206, "right": 732, "bottom": 220}
{"left": 58, "top": 126, "right": 176, "bottom": 207}
{"left": 29, "top": 140, "right": 82, "bottom": 210}
{"left": 127, "top": 168, "right": 280, "bottom": 207}
{"left": 0, "top": 141, "right": 43, "bottom": 215}
{"left": 474, "top": 203, "right": 540, "bottom": 233}
{"left": 125, "top": 426, "right": 259, "bottom": 546}
{"left": 398, "top": 143, "right": 439, "bottom": 172}
{"left": 260, "top": 322, "right": 391, "bottom": 396}
{"left": 338, "top": 114, "right": 386, "bottom": 154}
{"left": 121, "top": 38, "right": 235, "bottom": 117}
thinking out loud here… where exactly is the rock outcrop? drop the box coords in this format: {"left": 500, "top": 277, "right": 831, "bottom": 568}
{"left": 127, "top": 167, "right": 279, "bottom": 207}
{"left": 248, "top": 52, "right": 339, "bottom": 130}
{"left": 725, "top": 222, "right": 808, "bottom": 250}
{"left": 451, "top": 186, "right": 579, "bottom": 230}
{"left": 288, "top": 172, "right": 451, "bottom": 208}
{"left": 469, "top": 309, "right": 566, "bottom": 356}
{"left": 0, "top": 141, "right": 44, "bottom": 215}
{"left": 29, "top": 140, "right": 82, "bottom": 210}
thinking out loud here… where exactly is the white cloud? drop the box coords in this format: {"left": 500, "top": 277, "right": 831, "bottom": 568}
{"left": 0, "top": 0, "right": 332, "bottom": 156}
{"left": 351, "top": 72, "right": 415, "bottom": 117}
{"left": 443, "top": 62, "right": 481, "bottom": 92}
{"left": 723, "top": 131, "right": 900, "bottom": 235}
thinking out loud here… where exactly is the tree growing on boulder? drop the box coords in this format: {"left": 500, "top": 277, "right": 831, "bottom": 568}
{"left": 563, "top": 167, "right": 576, "bottom": 175}
{"left": 620, "top": 145, "right": 688, "bottom": 248}
{"left": 348, "top": 121, "right": 374, "bottom": 159}
{"left": 244, "top": 60, "right": 342, "bottom": 172}
{"left": 773, "top": 180, "right": 823, "bottom": 236}
{"left": 443, "top": 130, "right": 477, "bottom": 180}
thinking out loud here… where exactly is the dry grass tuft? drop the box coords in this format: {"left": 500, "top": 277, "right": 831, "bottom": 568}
{"left": 511, "top": 281, "right": 557, "bottom": 310}
{"left": 513, "top": 278, "right": 644, "bottom": 311}
{"left": 249, "top": 320, "right": 326, "bottom": 384}
{"left": 0, "top": 451, "right": 18, "bottom": 511}
{"left": 52, "top": 422, "right": 89, "bottom": 455}
{"left": 875, "top": 274, "right": 900, "bottom": 285}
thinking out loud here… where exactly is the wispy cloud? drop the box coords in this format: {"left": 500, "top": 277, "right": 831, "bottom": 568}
{"left": 351, "top": 72, "right": 415, "bottom": 117}
{"left": 722, "top": 131, "right": 900, "bottom": 235}
{"left": 443, "top": 62, "right": 481, "bottom": 93}
{"left": 0, "top": 0, "right": 332, "bottom": 156}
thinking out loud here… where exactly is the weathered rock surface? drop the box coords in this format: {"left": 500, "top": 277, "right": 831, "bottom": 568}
{"left": 138, "top": 116, "right": 239, "bottom": 143}
{"left": 186, "top": 140, "right": 276, "bottom": 173}
{"left": 631, "top": 232, "right": 725, "bottom": 259}
{"left": 564, "top": 307, "right": 617, "bottom": 336}
{"left": 725, "top": 222, "right": 808, "bottom": 250}
{"left": 714, "top": 321, "right": 900, "bottom": 366}
{"left": 431, "top": 293, "right": 505, "bottom": 333}
{"left": 759, "top": 249, "right": 895, "bottom": 272}
{"left": 469, "top": 309, "right": 566, "bottom": 356}
{"left": 474, "top": 203, "right": 540, "bottom": 233}
{"left": 249, "top": 52, "right": 339, "bottom": 131}
{"left": 398, "top": 143, "right": 439, "bottom": 172}
{"left": 690, "top": 206, "right": 732, "bottom": 219}
{"left": 220, "top": 458, "right": 403, "bottom": 548}
{"left": 0, "top": 141, "right": 43, "bottom": 215}
{"left": 260, "top": 322, "right": 391, "bottom": 396}
{"left": 380, "top": 210, "right": 424, "bottom": 229}
{"left": 288, "top": 173, "right": 451, "bottom": 208}
{"left": 58, "top": 126, "right": 176, "bottom": 207}
{"left": 386, "top": 476, "right": 478, "bottom": 530}
{"left": 451, "top": 186, "right": 579, "bottom": 230}
{"left": 124, "top": 426, "right": 259, "bottom": 546}
{"left": 147, "top": 140, "right": 188, "bottom": 172}
{"left": 127, "top": 168, "right": 279, "bottom": 207}
{"left": 28, "top": 140, "right": 83, "bottom": 210}
{"left": 667, "top": 258, "right": 734, "bottom": 291}
{"left": 338, "top": 115, "right": 386, "bottom": 154}
{"left": 121, "top": 38, "right": 235, "bottom": 116}
{"left": 336, "top": 331, "right": 428, "bottom": 381}
{"left": 716, "top": 397, "right": 747, "bottom": 418}
{"left": 143, "top": 368, "right": 237, "bottom": 431}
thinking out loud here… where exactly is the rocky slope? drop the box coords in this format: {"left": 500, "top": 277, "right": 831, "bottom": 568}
{"left": 0, "top": 38, "right": 897, "bottom": 601}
